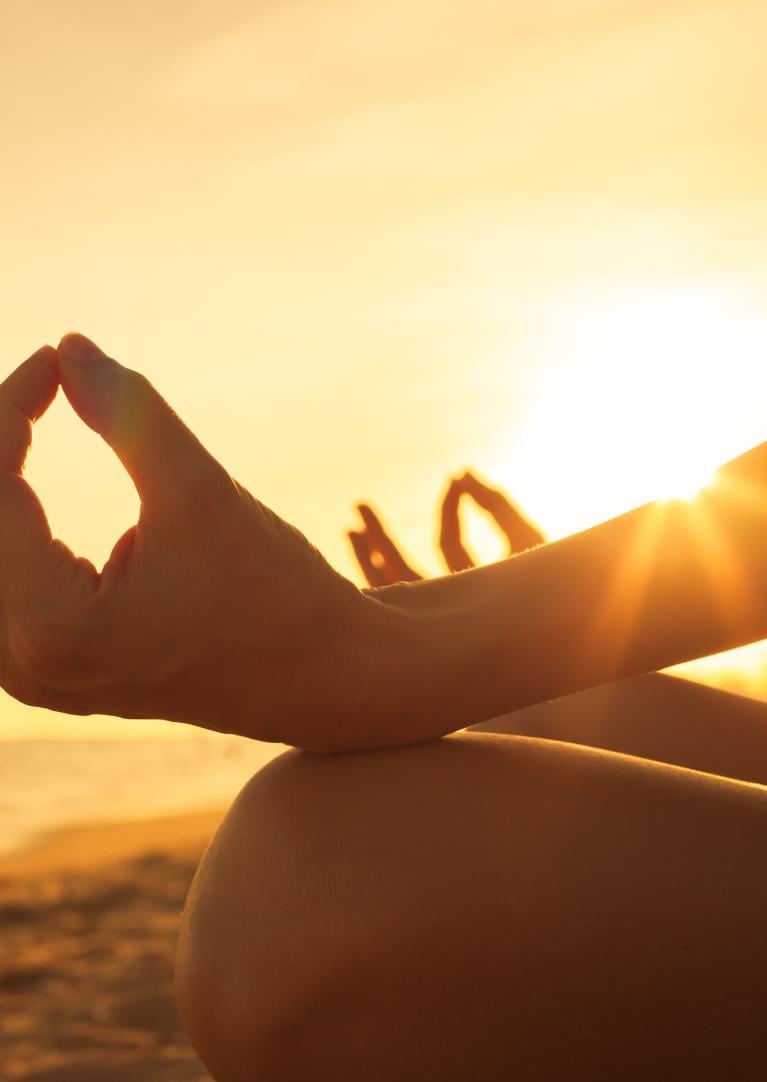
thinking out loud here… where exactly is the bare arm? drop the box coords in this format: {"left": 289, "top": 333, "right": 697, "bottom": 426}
{"left": 347, "top": 474, "right": 767, "bottom": 780}
{"left": 1, "top": 338, "right": 766, "bottom": 754}
{"left": 357, "top": 446, "right": 767, "bottom": 750}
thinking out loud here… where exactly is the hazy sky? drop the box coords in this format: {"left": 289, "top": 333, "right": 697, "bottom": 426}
{"left": 2, "top": 0, "right": 767, "bottom": 737}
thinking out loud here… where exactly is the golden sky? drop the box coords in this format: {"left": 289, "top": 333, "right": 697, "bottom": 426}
{"left": 2, "top": 0, "right": 767, "bottom": 738}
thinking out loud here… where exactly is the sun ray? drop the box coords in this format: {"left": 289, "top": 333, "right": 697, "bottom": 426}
{"left": 486, "top": 280, "right": 767, "bottom": 549}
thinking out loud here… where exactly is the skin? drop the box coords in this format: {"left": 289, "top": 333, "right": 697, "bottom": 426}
{"left": 174, "top": 472, "right": 767, "bottom": 1080}
{"left": 0, "top": 338, "right": 381, "bottom": 744}
{"left": 3, "top": 339, "right": 767, "bottom": 1077}
{"left": 177, "top": 716, "right": 767, "bottom": 1082}
{"left": 347, "top": 469, "right": 545, "bottom": 583}
{"left": 5, "top": 338, "right": 767, "bottom": 754}
{"left": 348, "top": 475, "right": 767, "bottom": 782}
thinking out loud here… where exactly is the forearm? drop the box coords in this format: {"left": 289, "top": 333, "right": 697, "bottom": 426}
{"left": 341, "top": 441, "right": 767, "bottom": 752}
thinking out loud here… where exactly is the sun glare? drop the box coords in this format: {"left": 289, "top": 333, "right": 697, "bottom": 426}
{"left": 488, "top": 282, "right": 767, "bottom": 542}
{"left": 654, "top": 467, "right": 716, "bottom": 504}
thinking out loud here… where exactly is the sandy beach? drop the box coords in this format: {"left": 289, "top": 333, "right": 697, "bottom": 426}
{"left": 0, "top": 809, "right": 226, "bottom": 1081}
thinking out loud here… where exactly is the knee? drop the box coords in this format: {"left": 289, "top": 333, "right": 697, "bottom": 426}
{"left": 175, "top": 744, "right": 424, "bottom": 1080}
{"left": 174, "top": 733, "right": 510, "bottom": 1080}
{"left": 175, "top": 749, "right": 327, "bottom": 1080}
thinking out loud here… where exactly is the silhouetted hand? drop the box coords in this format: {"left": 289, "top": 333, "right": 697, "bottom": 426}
{"left": 5, "top": 339, "right": 767, "bottom": 753}
{"left": 348, "top": 471, "right": 545, "bottom": 587}
{"left": 458, "top": 471, "right": 545, "bottom": 555}
{"left": 348, "top": 504, "right": 422, "bottom": 586}
{"left": 0, "top": 337, "right": 384, "bottom": 748}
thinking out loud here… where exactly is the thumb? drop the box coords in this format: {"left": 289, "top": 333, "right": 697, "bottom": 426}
{"left": 57, "top": 333, "right": 220, "bottom": 504}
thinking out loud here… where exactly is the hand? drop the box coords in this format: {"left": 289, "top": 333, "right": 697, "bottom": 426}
{"left": 347, "top": 504, "right": 422, "bottom": 586}
{"left": 457, "top": 471, "right": 545, "bottom": 557}
{"left": 9, "top": 338, "right": 765, "bottom": 754}
{"left": 348, "top": 472, "right": 545, "bottom": 587}
{"left": 0, "top": 336, "right": 387, "bottom": 750}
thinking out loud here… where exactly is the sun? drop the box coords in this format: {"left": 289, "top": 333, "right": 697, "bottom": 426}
{"left": 654, "top": 468, "right": 716, "bottom": 504}
{"left": 487, "top": 280, "right": 767, "bottom": 542}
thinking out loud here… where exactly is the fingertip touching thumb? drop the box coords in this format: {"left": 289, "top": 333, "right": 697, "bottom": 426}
{"left": 56, "top": 333, "right": 122, "bottom": 435}
{"left": 56, "top": 333, "right": 206, "bottom": 502}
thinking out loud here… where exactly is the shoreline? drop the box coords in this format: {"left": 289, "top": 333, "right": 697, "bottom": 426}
{"left": 0, "top": 805, "right": 227, "bottom": 880}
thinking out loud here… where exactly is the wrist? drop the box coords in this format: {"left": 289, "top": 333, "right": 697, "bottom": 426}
{"left": 353, "top": 577, "right": 511, "bottom": 746}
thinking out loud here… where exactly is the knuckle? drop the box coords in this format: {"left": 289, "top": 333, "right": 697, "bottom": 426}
{"left": 176, "top": 462, "right": 236, "bottom": 518}
{"left": 111, "top": 366, "right": 154, "bottom": 420}
{"left": 125, "top": 367, "right": 152, "bottom": 400}
{"left": 116, "top": 361, "right": 144, "bottom": 390}
{"left": 118, "top": 368, "right": 154, "bottom": 421}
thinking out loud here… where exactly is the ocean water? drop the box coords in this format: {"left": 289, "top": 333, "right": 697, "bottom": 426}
{"left": 0, "top": 736, "right": 283, "bottom": 857}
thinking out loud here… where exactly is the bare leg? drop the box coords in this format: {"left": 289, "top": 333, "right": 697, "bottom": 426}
{"left": 177, "top": 732, "right": 767, "bottom": 1081}
{"left": 471, "top": 673, "right": 767, "bottom": 784}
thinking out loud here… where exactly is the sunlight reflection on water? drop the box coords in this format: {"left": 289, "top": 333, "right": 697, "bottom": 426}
{"left": 0, "top": 735, "right": 281, "bottom": 856}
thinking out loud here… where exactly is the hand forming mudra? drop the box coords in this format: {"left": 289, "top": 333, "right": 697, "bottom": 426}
{"left": 348, "top": 471, "right": 545, "bottom": 587}
{"left": 1, "top": 337, "right": 383, "bottom": 749}
{"left": 4, "top": 335, "right": 767, "bottom": 754}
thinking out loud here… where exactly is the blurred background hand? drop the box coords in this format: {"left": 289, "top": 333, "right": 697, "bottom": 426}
{"left": 348, "top": 470, "right": 546, "bottom": 587}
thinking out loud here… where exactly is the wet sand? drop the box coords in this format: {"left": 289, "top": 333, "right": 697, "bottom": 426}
{"left": 0, "top": 810, "right": 225, "bottom": 1081}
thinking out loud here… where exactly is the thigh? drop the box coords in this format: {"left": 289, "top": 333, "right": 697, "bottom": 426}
{"left": 472, "top": 672, "right": 767, "bottom": 783}
{"left": 177, "top": 732, "right": 767, "bottom": 1082}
